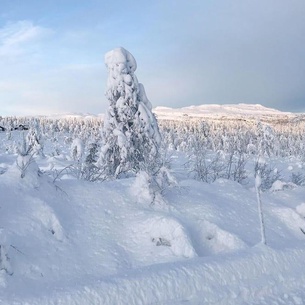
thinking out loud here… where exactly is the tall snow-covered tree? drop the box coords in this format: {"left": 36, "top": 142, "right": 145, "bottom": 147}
{"left": 99, "top": 47, "right": 161, "bottom": 178}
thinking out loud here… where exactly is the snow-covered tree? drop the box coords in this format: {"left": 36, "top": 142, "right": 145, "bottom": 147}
{"left": 70, "top": 138, "right": 83, "bottom": 162}
{"left": 99, "top": 47, "right": 161, "bottom": 178}
{"left": 26, "top": 119, "right": 44, "bottom": 157}
{"left": 15, "top": 132, "right": 42, "bottom": 188}
{"left": 82, "top": 142, "right": 101, "bottom": 181}
{"left": 70, "top": 138, "right": 84, "bottom": 179}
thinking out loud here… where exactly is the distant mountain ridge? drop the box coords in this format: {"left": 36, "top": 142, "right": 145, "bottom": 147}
{"left": 29, "top": 104, "right": 302, "bottom": 122}
{"left": 153, "top": 103, "right": 297, "bottom": 121}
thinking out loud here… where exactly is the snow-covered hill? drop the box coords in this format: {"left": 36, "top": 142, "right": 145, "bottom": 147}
{"left": 154, "top": 103, "right": 296, "bottom": 121}
{"left": 20, "top": 103, "right": 299, "bottom": 123}
{"left": 35, "top": 112, "right": 101, "bottom": 120}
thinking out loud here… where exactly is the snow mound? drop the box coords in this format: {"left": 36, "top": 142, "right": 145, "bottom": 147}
{"left": 198, "top": 220, "right": 248, "bottom": 255}
{"left": 296, "top": 203, "right": 305, "bottom": 218}
{"left": 127, "top": 215, "right": 197, "bottom": 265}
{"left": 271, "top": 180, "right": 296, "bottom": 192}
{"left": 148, "top": 216, "right": 197, "bottom": 258}
{"left": 271, "top": 207, "right": 305, "bottom": 239}
{"left": 0, "top": 167, "right": 66, "bottom": 287}
{"left": 31, "top": 198, "right": 65, "bottom": 242}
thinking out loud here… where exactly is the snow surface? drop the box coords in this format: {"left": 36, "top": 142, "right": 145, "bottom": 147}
{"left": 1, "top": 144, "right": 305, "bottom": 304}
{"left": 1, "top": 106, "right": 305, "bottom": 304}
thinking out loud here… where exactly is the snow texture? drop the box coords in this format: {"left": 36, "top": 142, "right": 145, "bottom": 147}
{"left": 2, "top": 105, "right": 305, "bottom": 303}
{"left": 1, "top": 149, "right": 305, "bottom": 304}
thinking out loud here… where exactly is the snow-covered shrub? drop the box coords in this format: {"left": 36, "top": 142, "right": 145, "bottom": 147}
{"left": 70, "top": 138, "right": 83, "bottom": 162}
{"left": 224, "top": 150, "right": 248, "bottom": 185}
{"left": 132, "top": 171, "right": 154, "bottom": 204}
{"left": 26, "top": 120, "right": 44, "bottom": 157}
{"left": 70, "top": 138, "right": 84, "bottom": 179}
{"left": 132, "top": 167, "right": 177, "bottom": 205}
{"left": 247, "top": 143, "right": 257, "bottom": 155}
{"left": 188, "top": 148, "right": 248, "bottom": 185}
{"left": 291, "top": 172, "right": 305, "bottom": 186}
{"left": 270, "top": 180, "right": 296, "bottom": 192}
{"left": 16, "top": 154, "right": 40, "bottom": 179}
{"left": 154, "top": 166, "right": 177, "bottom": 194}
{"left": 99, "top": 47, "right": 162, "bottom": 178}
{"left": 82, "top": 142, "right": 102, "bottom": 181}
{"left": 187, "top": 143, "right": 226, "bottom": 183}
{"left": 16, "top": 132, "right": 41, "bottom": 180}
{"left": 254, "top": 158, "right": 281, "bottom": 192}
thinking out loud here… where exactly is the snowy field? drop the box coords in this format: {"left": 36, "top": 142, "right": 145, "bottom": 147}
{"left": 1, "top": 104, "right": 305, "bottom": 305}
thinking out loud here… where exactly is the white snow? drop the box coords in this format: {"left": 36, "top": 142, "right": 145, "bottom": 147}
{"left": 296, "top": 203, "right": 305, "bottom": 218}
{"left": 153, "top": 103, "right": 295, "bottom": 121}
{"left": 1, "top": 105, "right": 305, "bottom": 304}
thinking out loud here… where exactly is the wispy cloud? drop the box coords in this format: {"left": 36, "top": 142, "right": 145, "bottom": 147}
{"left": 0, "top": 20, "right": 52, "bottom": 58}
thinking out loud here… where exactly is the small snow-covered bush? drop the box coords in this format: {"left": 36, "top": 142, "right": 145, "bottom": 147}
{"left": 187, "top": 145, "right": 225, "bottom": 183}
{"left": 70, "top": 138, "right": 83, "bottom": 162}
{"left": 26, "top": 122, "right": 44, "bottom": 157}
{"left": 291, "top": 172, "right": 305, "bottom": 186}
{"left": 82, "top": 142, "right": 102, "bottom": 181}
{"left": 16, "top": 132, "right": 41, "bottom": 181}
{"left": 270, "top": 180, "right": 296, "bottom": 192}
{"left": 16, "top": 154, "right": 40, "bottom": 179}
{"left": 254, "top": 159, "right": 281, "bottom": 192}
{"left": 70, "top": 138, "right": 84, "bottom": 179}
{"left": 132, "top": 171, "right": 154, "bottom": 204}
{"left": 224, "top": 150, "right": 248, "bottom": 185}
{"left": 132, "top": 167, "right": 177, "bottom": 205}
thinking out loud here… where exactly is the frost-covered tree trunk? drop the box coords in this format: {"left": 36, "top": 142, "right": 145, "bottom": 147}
{"left": 255, "top": 157, "right": 267, "bottom": 245}
{"left": 100, "top": 47, "right": 161, "bottom": 178}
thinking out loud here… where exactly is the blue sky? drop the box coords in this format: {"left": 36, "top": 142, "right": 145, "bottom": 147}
{"left": 0, "top": 0, "right": 305, "bottom": 116}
